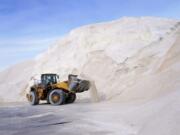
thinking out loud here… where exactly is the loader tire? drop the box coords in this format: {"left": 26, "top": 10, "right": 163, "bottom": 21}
{"left": 47, "top": 91, "right": 51, "bottom": 104}
{"left": 46, "top": 97, "right": 50, "bottom": 104}
{"left": 49, "top": 89, "right": 65, "bottom": 105}
{"left": 66, "top": 93, "right": 76, "bottom": 104}
{"left": 29, "top": 91, "right": 39, "bottom": 105}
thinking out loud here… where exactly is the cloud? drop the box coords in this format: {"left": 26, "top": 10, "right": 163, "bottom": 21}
{"left": 0, "top": 36, "right": 59, "bottom": 53}
{"left": 0, "top": 36, "right": 59, "bottom": 70}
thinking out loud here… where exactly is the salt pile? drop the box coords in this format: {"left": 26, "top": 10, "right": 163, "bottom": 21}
{"left": 0, "top": 17, "right": 179, "bottom": 103}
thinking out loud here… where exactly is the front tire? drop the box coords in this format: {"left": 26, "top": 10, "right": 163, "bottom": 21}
{"left": 49, "top": 89, "right": 65, "bottom": 105}
{"left": 29, "top": 91, "right": 39, "bottom": 105}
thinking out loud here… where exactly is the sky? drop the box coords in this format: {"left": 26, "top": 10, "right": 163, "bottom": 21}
{"left": 0, "top": 0, "right": 180, "bottom": 70}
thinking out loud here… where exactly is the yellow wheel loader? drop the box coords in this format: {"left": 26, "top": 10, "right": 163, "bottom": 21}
{"left": 26, "top": 74, "right": 90, "bottom": 106}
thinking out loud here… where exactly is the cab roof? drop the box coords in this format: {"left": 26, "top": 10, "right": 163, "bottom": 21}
{"left": 41, "top": 73, "right": 58, "bottom": 76}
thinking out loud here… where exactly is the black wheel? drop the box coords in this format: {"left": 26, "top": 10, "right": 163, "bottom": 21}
{"left": 49, "top": 89, "right": 65, "bottom": 105}
{"left": 29, "top": 91, "right": 39, "bottom": 105}
{"left": 47, "top": 91, "right": 51, "bottom": 104}
{"left": 66, "top": 93, "right": 76, "bottom": 104}
{"left": 46, "top": 97, "right": 50, "bottom": 104}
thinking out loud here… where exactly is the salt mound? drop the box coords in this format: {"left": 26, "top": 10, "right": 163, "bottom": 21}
{"left": 0, "top": 17, "right": 179, "bottom": 103}
{"left": 0, "top": 60, "right": 35, "bottom": 102}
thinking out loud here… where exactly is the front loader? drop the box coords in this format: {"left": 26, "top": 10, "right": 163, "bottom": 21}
{"left": 26, "top": 74, "right": 90, "bottom": 106}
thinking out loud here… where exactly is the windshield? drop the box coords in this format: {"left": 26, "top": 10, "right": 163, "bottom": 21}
{"left": 41, "top": 74, "right": 58, "bottom": 84}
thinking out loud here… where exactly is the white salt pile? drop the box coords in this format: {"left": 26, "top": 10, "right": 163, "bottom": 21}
{"left": 0, "top": 17, "right": 179, "bottom": 103}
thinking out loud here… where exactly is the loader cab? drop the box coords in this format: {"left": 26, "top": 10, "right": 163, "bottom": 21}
{"left": 41, "top": 74, "right": 59, "bottom": 85}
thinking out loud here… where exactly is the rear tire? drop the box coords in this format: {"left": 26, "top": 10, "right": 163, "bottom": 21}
{"left": 47, "top": 91, "right": 51, "bottom": 104}
{"left": 49, "top": 89, "right": 65, "bottom": 105}
{"left": 29, "top": 91, "right": 39, "bottom": 105}
{"left": 66, "top": 93, "right": 76, "bottom": 104}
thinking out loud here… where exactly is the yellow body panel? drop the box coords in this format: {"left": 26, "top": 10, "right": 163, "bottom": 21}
{"left": 53, "top": 81, "right": 69, "bottom": 91}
